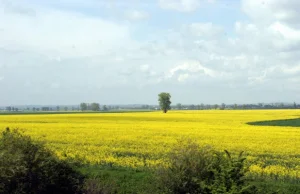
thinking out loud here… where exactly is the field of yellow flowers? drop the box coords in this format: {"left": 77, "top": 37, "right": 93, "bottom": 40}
{"left": 0, "top": 110, "right": 299, "bottom": 180}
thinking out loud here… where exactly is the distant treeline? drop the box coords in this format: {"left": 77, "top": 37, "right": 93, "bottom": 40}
{"left": 173, "top": 102, "right": 300, "bottom": 110}
{"left": 3, "top": 106, "right": 78, "bottom": 112}
{"left": 1, "top": 102, "right": 300, "bottom": 112}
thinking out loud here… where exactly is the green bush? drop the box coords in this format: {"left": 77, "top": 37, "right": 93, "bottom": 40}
{"left": 156, "top": 140, "right": 258, "bottom": 194}
{"left": 0, "top": 128, "right": 84, "bottom": 194}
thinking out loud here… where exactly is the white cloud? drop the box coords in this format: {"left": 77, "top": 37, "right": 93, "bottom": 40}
{"left": 178, "top": 73, "right": 189, "bottom": 82}
{"left": 1, "top": 0, "right": 300, "bottom": 105}
{"left": 125, "top": 10, "right": 149, "bottom": 20}
{"left": 241, "top": 0, "right": 300, "bottom": 25}
{"left": 269, "top": 22, "right": 300, "bottom": 41}
{"left": 188, "top": 22, "right": 223, "bottom": 37}
{"left": 282, "top": 65, "right": 300, "bottom": 75}
{"left": 248, "top": 71, "right": 267, "bottom": 85}
{"left": 240, "top": 0, "right": 300, "bottom": 56}
{"left": 167, "top": 61, "right": 218, "bottom": 82}
{"left": 0, "top": 2, "right": 132, "bottom": 58}
{"left": 140, "top": 64, "right": 150, "bottom": 72}
{"left": 158, "top": 0, "right": 202, "bottom": 12}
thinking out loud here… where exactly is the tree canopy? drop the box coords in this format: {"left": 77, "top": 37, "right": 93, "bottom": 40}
{"left": 80, "top": 103, "right": 88, "bottom": 111}
{"left": 90, "top": 103, "right": 100, "bottom": 111}
{"left": 158, "top": 92, "right": 171, "bottom": 113}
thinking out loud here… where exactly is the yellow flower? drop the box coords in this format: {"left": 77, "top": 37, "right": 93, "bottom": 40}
{"left": 0, "top": 110, "right": 299, "bottom": 179}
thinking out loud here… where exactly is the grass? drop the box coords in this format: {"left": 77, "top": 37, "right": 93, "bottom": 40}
{"left": 78, "top": 165, "right": 300, "bottom": 193}
{"left": 251, "top": 180, "right": 300, "bottom": 194}
{"left": 247, "top": 118, "right": 300, "bottom": 127}
{"left": 78, "top": 165, "right": 157, "bottom": 194}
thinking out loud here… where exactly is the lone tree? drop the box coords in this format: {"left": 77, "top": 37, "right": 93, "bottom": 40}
{"left": 158, "top": 92, "right": 171, "bottom": 113}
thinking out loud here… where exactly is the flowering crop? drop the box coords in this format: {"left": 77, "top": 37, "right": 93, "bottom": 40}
{"left": 0, "top": 110, "right": 299, "bottom": 180}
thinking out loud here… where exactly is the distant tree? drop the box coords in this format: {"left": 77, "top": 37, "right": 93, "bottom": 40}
{"left": 87, "top": 103, "right": 91, "bottom": 111}
{"left": 220, "top": 103, "right": 226, "bottom": 110}
{"left": 189, "top": 104, "right": 196, "bottom": 110}
{"left": 176, "top": 103, "right": 182, "bottom": 110}
{"left": 200, "top": 103, "right": 204, "bottom": 110}
{"left": 80, "top": 103, "right": 88, "bottom": 111}
{"left": 64, "top": 107, "right": 68, "bottom": 111}
{"left": 214, "top": 104, "right": 219, "bottom": 109}
{"left": 36, "top": 108, "right": 40, "bottom": 111}
{"left": 42, "top": 107, "right": 50, "bottom": 111}
{"left": 12, "top": 107, "right": 15, "bottom": 112}
{"left": 234, "top": 104, "right": 238, "bottom": 109}
{"left": 56, "top": 106, "right": 60, "bottom": 111}
{"left": 90, "top": 103, "right": 100, "bottom": 111}
{"left": 33, "top": 107, "right": 36, "bottom": 111}
{"left": 280, "top": 103, "right": 284, "bottom": 108}
{"left": 294, "top": 102, "right": 297, "bottom": 109}
{"left": 158, "top": 92, "right": 172, "bottom": 113}
{"left": 103, "top": 105, "right": 108, "bottom": 111}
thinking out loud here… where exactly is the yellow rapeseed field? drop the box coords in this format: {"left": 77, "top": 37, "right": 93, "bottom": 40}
{"left": 0, "top": 110, "right": 299, "bottom": 180}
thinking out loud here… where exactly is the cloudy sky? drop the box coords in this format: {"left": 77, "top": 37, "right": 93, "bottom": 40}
{"left": 1, "top": 0, "right": 300, "bottom": 105}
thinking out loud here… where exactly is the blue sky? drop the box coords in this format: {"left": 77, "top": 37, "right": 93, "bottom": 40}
{"left": 1, "top": 0, "right": 300, "bottom": 105}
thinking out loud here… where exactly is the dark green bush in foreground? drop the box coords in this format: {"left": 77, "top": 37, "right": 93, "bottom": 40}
{"left": 156, "top": 140, "right": 258, "bottom": 194}
{"left": 0, "top": 128, "right": 84, "bottom": 194}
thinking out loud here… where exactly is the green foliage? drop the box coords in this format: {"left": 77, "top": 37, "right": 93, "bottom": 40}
{"left": 80, "top": 103, "right": 88, "bottom": 111}
{"left": 83, "top": 178, "right": 117, "bottom": 194}
{"left": 90, "top": 103, "right": 100, "bottom": 111}
{"left": 220, "top": 103, "right": 226, "bottom": 110}
{"left": 79, "top": 165, "right": 158, "bottom": 194}
{"left": 156, "top": 140, "right": 258, "bottom": 194}
{"left": 103, "top": 105, "right": 108, "bottom": 111}
{"left": 176, "top": 103, "right": 182, "bottom": 110}
{"left": 0, "top": 128, "right": 84, "bottom": 194}
{"left": 251, "top": 180, "right": 300, "bottom": 194}
{"left": 158, "top": 92, "right": 172, "bottom": 113}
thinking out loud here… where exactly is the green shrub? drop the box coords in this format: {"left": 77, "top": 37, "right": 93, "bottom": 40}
{"left": 156, "top": 140, "right": 258, "bottom": 194}
{"left": 0, "top": 128, "right": 84, "bottom": 194}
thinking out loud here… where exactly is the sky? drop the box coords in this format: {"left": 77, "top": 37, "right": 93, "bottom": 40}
{"left": 1, "top": 0, "right": 300, "bottom": 105}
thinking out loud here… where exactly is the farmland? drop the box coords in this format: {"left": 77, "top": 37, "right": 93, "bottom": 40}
{"left": 0, "top": 110, "right": 300, "bottom": 192}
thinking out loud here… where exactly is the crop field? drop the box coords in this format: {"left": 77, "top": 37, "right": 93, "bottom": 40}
{"left": 0, "top": 110, "right": 300, "bottom": 185}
